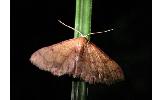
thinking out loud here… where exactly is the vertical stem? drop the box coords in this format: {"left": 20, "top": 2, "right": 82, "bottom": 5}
{"left": 71, "top": 0, "right": 92, "bottom": 100}
{"left": 74, "top": 0, "right": 92, "bottom": 39}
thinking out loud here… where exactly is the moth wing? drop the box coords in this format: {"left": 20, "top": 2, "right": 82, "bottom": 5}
{"left": 30, "top": 38, "right": 83, "bottom": 76}
{"left": 79, "top": 43, "right": 124, "bottom": 84}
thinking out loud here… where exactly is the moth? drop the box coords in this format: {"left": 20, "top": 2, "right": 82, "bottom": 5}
{"left": 30, "top": 21, "right": 124, "bottom": 84}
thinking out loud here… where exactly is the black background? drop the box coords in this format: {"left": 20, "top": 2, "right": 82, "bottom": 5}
{"left": 11, "top": 0, "right": 152, "bottom": 100}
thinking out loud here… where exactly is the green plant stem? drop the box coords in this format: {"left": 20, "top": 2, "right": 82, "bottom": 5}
{"left": 71, "top": 0, "right": 92, "bottom": 100}
{"left": 74, "top": 0, "right": 92, "bottom": 39}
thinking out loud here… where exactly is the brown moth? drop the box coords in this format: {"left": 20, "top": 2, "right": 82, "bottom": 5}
{"left": 30, "top": 37, "right": 124, "bottom": 84}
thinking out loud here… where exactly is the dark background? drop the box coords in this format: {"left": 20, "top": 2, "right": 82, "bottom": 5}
{"left": 11, "top": 0, "right": 152, "bottom": 100}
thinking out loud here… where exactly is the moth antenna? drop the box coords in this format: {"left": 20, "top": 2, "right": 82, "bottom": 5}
{"left": 58, "top": 20, "right": 114, "bottom": 38}
{"left": 58, "top": 20, "right": 84, "bottom": 37}
{"left": 90, "top": 29, "right": 114, "bottom": 35}
{"left": 83, "top": 28, "right": 114, "bottom": 38}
